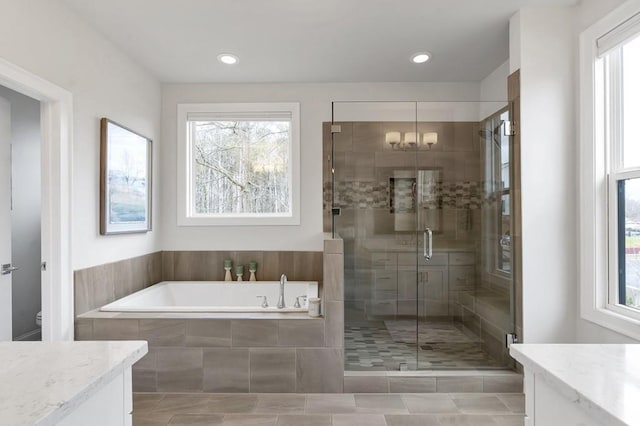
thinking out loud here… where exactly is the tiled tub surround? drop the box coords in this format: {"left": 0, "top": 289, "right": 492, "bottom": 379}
{"left": 76, "top": 315, "right": 343, "bottom": 394}
{"left": 74, "top": 251, "right": 324, "bottom": 316}
{"left": 75, "top": 240, "right": 345, "bottom": 394}
{"left": 161, "top": 251, "right": 324, "bottom": 284}
{"left": 74, "top": 251, "right": 163, "bottom": 317}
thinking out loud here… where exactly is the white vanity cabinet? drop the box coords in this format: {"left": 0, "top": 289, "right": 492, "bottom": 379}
{"left": 58, "top": 368, "right": 133, "bottom": 426}
{"left": 0, "top": 341, "right": 147, "bottom": 426}
{"left": 511, "top": 344, "right": 640, "bottom": 426}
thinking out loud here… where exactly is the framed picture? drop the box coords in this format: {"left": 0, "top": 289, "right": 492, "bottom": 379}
{"left": 100, "top": 118, "right": 152, "bottom": 235}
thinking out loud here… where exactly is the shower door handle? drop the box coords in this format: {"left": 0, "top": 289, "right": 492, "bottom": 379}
{"left": 423, "top": 228, "right": 433, "bottom": 261}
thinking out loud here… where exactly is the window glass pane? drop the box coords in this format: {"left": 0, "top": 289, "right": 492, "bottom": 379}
{"left": 500, "top": 140, "right": 509, "bottom": 190}
{"left": 619, "top": 177, "right": 640, "bottom": 310}
{"left": 498, "top": 193, "right": 511, "bottom": 273}
{"left": 190, "top": 120, "right": 290, "bottom": 215}
{"left": 499, "top": 112, "right": 510, "bottom": 190}
{"left": 623, "top": 35, "right": 640, "bottom": 168}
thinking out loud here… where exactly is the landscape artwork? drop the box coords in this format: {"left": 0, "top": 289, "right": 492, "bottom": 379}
{"left": 100, "top": 118, "right": 152, "bottom": 234}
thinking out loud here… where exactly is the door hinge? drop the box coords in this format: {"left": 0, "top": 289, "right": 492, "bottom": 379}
{"left": 1, "top": 264, "right": 19, "bottom": 275}
{"left": 331, "top": 124, "right": 342, "bottom": 134}
{"left": 503, "top": 120, "right": 516, "bottom": 136}
{"left": 506, "top": 333, "right": 518, "bottom": 348}
{"left": 332, "top": 207, "right": 341, "bottom": 216}
{"left": 41, "top": 261, "right": 47, "bottom": 272}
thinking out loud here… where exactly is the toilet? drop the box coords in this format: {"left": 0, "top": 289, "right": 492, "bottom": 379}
{"left": 36, "top": 311, "right": 42, "bottom": 327}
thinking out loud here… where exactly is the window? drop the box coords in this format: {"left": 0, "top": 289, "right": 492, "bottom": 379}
{"left": 177, "top": 103, "right": 300, "bottom": 226}
{"left": 482, "top": 108, "right": 511, "bottom": 277}
{"left": 496, "top": 110, "right": 511, "bottom": 274}
{"left": 604, "top": 31, "right": 640, "bottom": 316}
{"left": 580, "top": 4, "right": 640, "bottom": 338}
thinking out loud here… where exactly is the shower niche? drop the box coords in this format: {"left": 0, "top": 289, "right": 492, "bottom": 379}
{"left": 389, "top": 168, "right": 442, "bottom": 233}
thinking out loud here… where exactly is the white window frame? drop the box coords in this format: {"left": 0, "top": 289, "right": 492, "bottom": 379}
{"left": 579, "top": 0, "right": 640, "bottom": 339}
{"left": 177, "top": 102, "right": 300, "bottom": 226}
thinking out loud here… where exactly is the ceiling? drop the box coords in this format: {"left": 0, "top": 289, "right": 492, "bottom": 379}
{"left": 61, "top": 0, "right": 578, "bottom": 83}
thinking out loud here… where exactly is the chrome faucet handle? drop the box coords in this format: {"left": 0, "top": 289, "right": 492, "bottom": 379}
{"left": 294, "top": 295, "right": 308, "bottom": 308}
{"left": 256, "top": 295, "right": 268, "bottom": 308}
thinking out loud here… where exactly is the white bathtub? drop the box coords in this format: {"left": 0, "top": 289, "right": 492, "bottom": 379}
{"left": 100, "top": 281, "right": 319, "bottom": 313}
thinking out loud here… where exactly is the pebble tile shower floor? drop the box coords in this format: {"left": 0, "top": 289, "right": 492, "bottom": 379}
{"left": 345, "top": 320, "right": 504, "bottom": 371}
{"left": 133, "top": 392, "right": 524, "bottom": 425}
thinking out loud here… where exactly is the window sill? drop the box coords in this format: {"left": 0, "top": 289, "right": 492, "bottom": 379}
{"left": 581, "top": 305, "right": 640, "bottom": 341}
{"left": 178, "top": 214, "right": 300, "bottom": 227}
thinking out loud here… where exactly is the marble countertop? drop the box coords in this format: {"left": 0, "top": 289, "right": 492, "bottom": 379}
{"left": 510, "top": 344, "right": 640, "bottom": 426}
{"left": 0, "top": 341, "right": 147, "bottom": 426}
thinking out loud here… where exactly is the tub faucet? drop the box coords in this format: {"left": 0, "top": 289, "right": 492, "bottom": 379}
{"left": 278, "top": 274, "right": 287, "bottom": 309}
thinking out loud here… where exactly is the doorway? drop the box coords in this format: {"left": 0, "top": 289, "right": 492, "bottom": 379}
{"left": 325, "top": 101, "right": 516, "bottom": 371}
{"left": 0, "top": 58, "right": 73, "bottom": 341}
{"left": 0, "top": 86, "right": 42, "bottom": 341}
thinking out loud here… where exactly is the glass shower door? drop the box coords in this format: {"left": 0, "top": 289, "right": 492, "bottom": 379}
{"left": 415, "top": 102, "right": 515, "bottom": 370}
{"left": 331, "top": 101, "right": 420, "bottom": 371}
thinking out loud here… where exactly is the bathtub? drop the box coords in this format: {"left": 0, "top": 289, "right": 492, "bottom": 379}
{"left": 100, "top": 281, "right": 319, "bottom": 313}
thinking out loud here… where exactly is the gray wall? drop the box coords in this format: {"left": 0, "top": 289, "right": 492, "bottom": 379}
{"left": 0, "top": 86, "right": 41, "bottom": 340}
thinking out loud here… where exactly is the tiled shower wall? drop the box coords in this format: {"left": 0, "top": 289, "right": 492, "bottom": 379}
{"left": 322, "top": 121, "right": 484, "bottom": 322}
{"left": 74, "top": 241, "right": 345, "bottom": 393}
{"left": 322, "top": 121, "right": 484, "bottom": 239}
{"left": 323, "top": 118, "right": 518, "bottom": 369}
{"left": 326, "top": 181, "right": 483, "bottom": 210}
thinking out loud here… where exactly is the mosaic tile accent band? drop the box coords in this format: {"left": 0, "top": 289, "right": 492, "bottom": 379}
{"left": 324, "top": 181, "right": 485, "bottom": 210}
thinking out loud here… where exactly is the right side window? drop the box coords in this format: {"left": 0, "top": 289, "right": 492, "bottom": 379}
{"left": 601, "top": 29, "right": 640, "bottom": 315}
{"left": 580, "top": 5, "right": 640, "bottom": 338}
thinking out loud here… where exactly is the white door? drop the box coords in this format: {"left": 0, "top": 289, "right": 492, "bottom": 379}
{"left": 0, "top": 96, "right": 12, "bottom": 341}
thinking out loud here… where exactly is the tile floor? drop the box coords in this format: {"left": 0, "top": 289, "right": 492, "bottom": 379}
{"left": 345, "top": 320, "right": 505, "bottom": 371}
{"left": 133, "top": 392, "right": 524, "bottom": 425}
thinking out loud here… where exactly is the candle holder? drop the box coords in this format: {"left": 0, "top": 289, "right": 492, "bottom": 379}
{"left": 235, "top": 265, "right": 244, "bottom": 282}
{"left": 249, "top": 262, "right": 258, "bottom": 281}
{"left": 224, "top": 259, "right": 233, "bottom": 281}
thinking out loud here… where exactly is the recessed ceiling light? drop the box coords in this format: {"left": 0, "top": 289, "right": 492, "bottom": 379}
{"left": 217, "top": 53, "right": 239, "bottom": 65}
{"left": 411, "top": 52, "right": 431, "bottom": 64}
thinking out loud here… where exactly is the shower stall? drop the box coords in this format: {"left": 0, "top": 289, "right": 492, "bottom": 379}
{"left": 323, "top": 101, "right": 516, "bottom": 371}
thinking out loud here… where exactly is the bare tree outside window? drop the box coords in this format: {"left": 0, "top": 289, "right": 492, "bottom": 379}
{"left": 191, "top": 120, "right": 290, "bottom": 215}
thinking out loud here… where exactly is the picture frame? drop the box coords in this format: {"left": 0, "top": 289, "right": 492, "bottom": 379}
{"left": 100, "top": 118, "right": 152, "bottom": 235}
